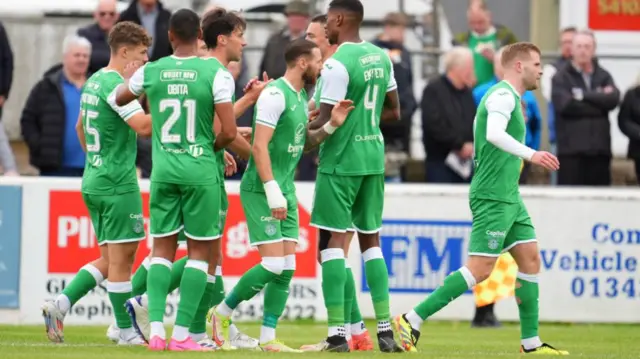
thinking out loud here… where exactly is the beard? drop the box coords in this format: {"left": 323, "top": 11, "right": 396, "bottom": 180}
{"left": 302, "top": 69, "right": 317, "bottom": 86}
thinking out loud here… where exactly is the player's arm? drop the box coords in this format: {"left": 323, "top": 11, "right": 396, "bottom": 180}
{"left": 308, "top": 58, "right": 349, "bottom": 130}
{"left": 213, "top": 114, "right": 251, "bottom": 160}
{"left": 253, "top": 89, "right": 287, "bottom": 218}
{"left": 115, "top": 65, "right": 145, "bottom": 106}
{"left": 108, "top": 87, "right": 151, "bottom": 136}
{"left": 305, "top": 100, "right": 355, "bottom": 150}
{"left": 381, "top": 61, "right": 401, "bottom": 122}
{"left": 213, "top": 71, "right": 237, "bottom": 151}
{"left": 485, "top": 90, "right": 536, "bottom": 161}
{"left": 75, "top": 112, "right": 87, "bottom": 152}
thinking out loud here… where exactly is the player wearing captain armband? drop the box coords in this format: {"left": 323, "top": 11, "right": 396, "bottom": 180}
{"left": 41, "top": 22, "right": 152, "bottom": 346}
{"left": 394, "top": 42, "right": 568, "bottom": 355}
{"left": 208, "top": 38, "right": 355, "bottom": 352}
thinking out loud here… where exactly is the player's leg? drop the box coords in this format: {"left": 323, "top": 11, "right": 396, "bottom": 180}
{"left": 303, "top": 173, "right": 356, "bottom": 352}
{"left": 131, "top": 255, "right": 150, "bottom": 296}
{"left": 210, "top": 190, "right": 286, "bottom": 350}
{"left": 343, "top": 231, "right": 373, "bottom": 351}
{"left": 507, "top": 202, "right": 568, "bottom": 355}
{"left": 42, "top": 193, "right": 108, "bottom": 343}
{"left": 102, "top": 192, "right": 146, "bottom": 345}
{"left": 146, "top": 182, "right": 182, "bottom": 350}
{"left": 394, "top": 199, "right": 512, "bottom": 352}
{"left": 259, "top": 192, "right": 300, "bottom": 352}
{"left": 351, "top": 174, "right": 402, "bottom": 353}
{"left": 167, "top": 184, "right": 220, "bottom": 351}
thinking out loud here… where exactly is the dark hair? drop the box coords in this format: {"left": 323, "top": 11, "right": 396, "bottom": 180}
{"left": 284, "top": 38, "right": 318, "bottom": 66}
{"left": 328, "top": 0, "right": 364, "bottom": 20}
{"left": 108, "top": 21, "right": 152, "bottom": 52}
{"left": 169, "top": 9, "right": 201, "bottom": 42}
{"left": 561, "top": 26, "right": 577, "bottom": 34}
{"left": 202, "top": 8, "right": 246, "bottom": 48}
{"left": 311, "top": 14, "right": 327, "bottom": 24}
{"left": 501, "top": 42, "right": 541, "bottom": 66}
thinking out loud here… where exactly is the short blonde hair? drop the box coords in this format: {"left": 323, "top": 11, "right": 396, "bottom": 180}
{"left": 443, "top": 46, "right": 473, "bottom": 71}
{"left": 501, "top": 42, "right": 541, "bottom": 66}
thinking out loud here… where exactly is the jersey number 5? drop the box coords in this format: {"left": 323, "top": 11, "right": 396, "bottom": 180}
{"left": 83, "top": 110, "right": 100, "bottom": 152}
{"left": 159, "top": 99, "right": 197, "bottom": 143}
{"left": 364, "top": 84, "right": 379, "bottom": 127}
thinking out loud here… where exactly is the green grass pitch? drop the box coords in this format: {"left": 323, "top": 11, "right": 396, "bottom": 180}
{"left": 0, "top": 321, "right": 635, "bottom": 358}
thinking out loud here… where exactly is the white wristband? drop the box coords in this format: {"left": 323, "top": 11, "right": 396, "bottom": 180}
{"left": 323, "top": 122, "right": 337, "bottom": 135}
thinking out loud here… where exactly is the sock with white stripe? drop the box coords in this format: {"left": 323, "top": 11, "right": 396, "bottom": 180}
{"left": 58, "top": 264, "right": 104, "bottom": 315}
{"left": 174, "top": 260, "right": 208, "bottom": 333}
{"left": 411, "top": 266, "right": 476, "bottom": 327}
{"left": 107, "top": 281, "right": 133, "bottom": 329}
{"left": 516, "top": 272, "right": 542, "bottom": 350}
{"left": 321, "top": 248, "right": 346, "bottom": 337}
{"left": 261, "top": 255, "right": 295, "bottom": 344}
{"left": 147, "top": 257, "right": 172, "bottom": 326}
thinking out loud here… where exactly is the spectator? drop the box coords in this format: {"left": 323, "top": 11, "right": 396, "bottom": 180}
{"left": 552, "top": 30, "right": 620, "bottom": 186}
{"left": 541, "top": 27, "right": 576, "bottom": 185}
{"left": 473, "top": 47, "right": 541, "bottom": 184}
{"left": 77, "top": 0, "right": 119, "bottom": 74}
{"left": 617, "top": 75, "right": 640, "bottom": 185}
{"left": 421, "top": 47, "right": 476, "bottom": 183}
{"left": 20, "top": 35, "right": 91, "bottom": 177}
{"left": 452, "top": 0, "right": 517, "bottom": 88}
{"left": 117, "top": 0, "right": 172, "bottom": 61}
{"left": 371, "top": 12, "right": 417, "bottom": 182}
{"left": 259, "top": 0, "right": 309, "bottom": 79}
{"left": 0, "top": 20, "right": 17, "bottom": 176}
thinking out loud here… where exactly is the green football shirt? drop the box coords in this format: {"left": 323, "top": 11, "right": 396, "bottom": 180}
{"left": 128, "top": 56, "right": 235, "bottom": 185}
{"left": 80, "top": 69, "right": 144, "bottom": 195}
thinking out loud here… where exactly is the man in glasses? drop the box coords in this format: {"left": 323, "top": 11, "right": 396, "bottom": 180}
{"left": 78, "top": 0, "right": 120, "bottom": 75}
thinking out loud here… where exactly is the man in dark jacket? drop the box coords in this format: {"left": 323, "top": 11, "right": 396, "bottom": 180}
{"left": 0, "top": 20, "right": 13, "bottom": 122}
{"left": 552, "top": 30, "right": 619, "bottom": 186}
{"left": 20, "top": 35, "right": 90, "bottom": 176}
{"left": 259, "top": 0, "right": 309, "bottom": 79}
{"left": 372, "top": 12, "right": 417, "bottom": 181}
{"left": 422, "top": 47, "right": 476, "bottom": 183}
{"left": 77, "top": 0, "right": 119, "bottom": 74}
{"left": 117, "top": 0, "right": 172, "bottom": 61}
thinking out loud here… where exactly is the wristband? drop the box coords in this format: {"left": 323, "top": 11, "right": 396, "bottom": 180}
{"left": 323, "top": 122, "right": 337, "bottom": 135}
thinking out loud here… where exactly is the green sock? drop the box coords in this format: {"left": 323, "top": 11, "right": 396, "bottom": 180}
{"left": 61, "top": 265, "right": 101, "bottom": 307}
{"left": 211, "top": 269, "right": 225, "bottom": 307}
{"left": 321, "top": 253, "right": 346, "bottom": 327}
{"left": 413, "top": 269, "right": 470, "bottom": 320}
{"left": 131, "top": 259, "right": 149, "bottom": 296}
{"left": 263, "top": 269, "right": 295, "bottom": 330}
{"left": 189, "top": 277, "right": 216, "bottom": 334}
{"left": 168, "top": 256, "right": 189, "bottom": 293}
{"left": 516, "top": 274, "right": 540, "bottom": 340}
{"left": 350, "top": 297, "right": 363, "bottom": 324}
{"left": 175, "top": 260, "right": 208, "bottom": 328}
{"left": 363, "top": 251, "right": 390, "bottom": 321}
{"left": 107, "top": 281, "right": 133, "bottom": 329}
{"left": 225, "top": 263, "right": 278, "bottom": 309}
{"left": 344, "top": 267, "right": 355, "bottom": 328}
{"left": 147, "top": 260, "right": 172, "bottom": 323}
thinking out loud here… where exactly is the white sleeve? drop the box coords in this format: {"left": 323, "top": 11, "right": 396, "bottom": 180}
{"left": 128, "top": 65, "right": 146, "bottom": 96}
{"left": 319, "top": 58, "right": 349, "bottom": 105}
{"left": 108, "top": 87, "right": 144, "bottom": 121}
{"left": 212, "top": 70, "right": 235, "bottom": 104}
{"left": 540, "top": 64, "right": 557, "bottom": 102}
{"left": 386, "top": 55, "right": 398, "bottom": 92}
{"left": 485, "top": 89, "right": 536, "bottom": 161}
{"left": 254, "top": 88, "right": 285, "bottom": 128}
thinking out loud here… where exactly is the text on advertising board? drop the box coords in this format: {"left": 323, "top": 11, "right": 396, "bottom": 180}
{"left": 588, "top": 0, "right": 640, "bottom": 31}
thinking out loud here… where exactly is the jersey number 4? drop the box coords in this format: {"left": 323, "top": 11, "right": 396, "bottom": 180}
{"left": 364, "top": 84, "right": 379, "bottom": 127}
{"left": 159, "top": 98, "right": 197, "bottom": 143}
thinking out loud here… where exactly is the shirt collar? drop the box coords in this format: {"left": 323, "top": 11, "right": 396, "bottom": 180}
{"left": 471, "top": 26, "right": 496, "bottom": 38}
{"left": 500, "top": 80, "right": 521, "bottom": 99}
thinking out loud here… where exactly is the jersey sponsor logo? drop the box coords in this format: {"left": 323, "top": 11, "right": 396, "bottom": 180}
{"left": 359, "top": 54, "right": 382, "bottom": 67}
{"left": 160, "top": 70, "right": 198, "bottom": 82}
{"left": 486, "top": 230, "right": 507, "bottom": 238}
{"left": 160, "top": 144, "right": 204, "bottom": 158}
{"left": 288, "top": 123, "right": 306, "bottom": 155}
{"left": 47, "top": 190, "right": 316, "bottom": 277}
{"left": 91, "top": 155, "right": 103, "bottom": 167}
{"left": 362, "top": 219, "right": 472, "bottom": 294}
{"left": 354, "top": 134, "right": 383, "bottom": 143}
{"left": 85, "top": 81, "right": 101, "bottom": 91}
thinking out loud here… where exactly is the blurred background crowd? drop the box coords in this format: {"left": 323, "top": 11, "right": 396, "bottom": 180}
{"left": 0, "top": 0, "right": 639, "bottom": 187}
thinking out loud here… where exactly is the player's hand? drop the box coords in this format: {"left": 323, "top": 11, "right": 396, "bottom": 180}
{"left": 457, "top": 142, "right": 474, "bottom": 159}
{"left": 224, "top": 151, "right": 237, "bottom": 176}
{"left": 237, "top": 127, "right": 252, "bottom": 142}
{"left": 308, "top": 108, "right": 320, "bottom": 122}
{"left": 530, "top": 151, "right": 560, "bottom": 171}
{"left": 329, "top": 100, "right": 355, "bottom": 127}
{"left": 123, "top": 61, "right": 144, "bottom": 79}
{"left": 264, "top": 180, "right": 287, "bottom": 220}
